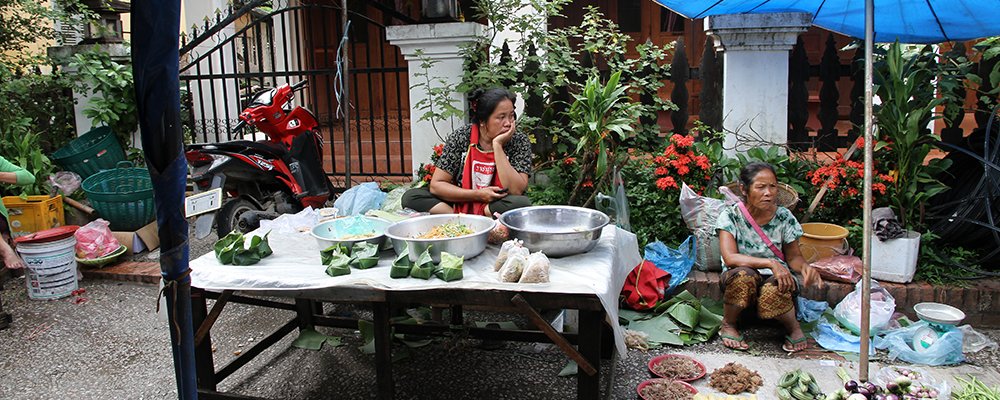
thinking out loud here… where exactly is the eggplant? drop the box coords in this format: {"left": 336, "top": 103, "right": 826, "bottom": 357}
{"left": 885, "top": 395, "right": 900, "bottom": 400}
{"left": 846, "top": 380, "right": 859, "bottom": 392}
{"left": 865, "top": 381, "right": 878, "bottom": 394}
{"left": 847, "top": 394, "right": 869, "bottom": 400}
{"left": 886, "top": 382, "right": 899, "bottom": 394}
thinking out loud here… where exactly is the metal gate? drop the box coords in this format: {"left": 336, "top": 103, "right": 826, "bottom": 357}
{"left": 179, "top": 0, "right": 412, "bottom": 189}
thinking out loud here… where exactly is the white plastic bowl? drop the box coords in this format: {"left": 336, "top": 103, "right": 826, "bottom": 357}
{"left": 914, "top": 302, "right": 966, "bottom": 326}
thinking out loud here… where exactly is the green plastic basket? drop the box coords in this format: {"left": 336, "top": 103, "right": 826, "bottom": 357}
{"left": 82, "top": 161, "right": 155, "bottom": 231}
{"left": 52, "top": 126, "right": 126, "bottom": 180}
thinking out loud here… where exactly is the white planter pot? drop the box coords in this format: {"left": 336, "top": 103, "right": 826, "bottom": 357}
{"left": 870, "top": 230, "right": 921, "bottom": 283}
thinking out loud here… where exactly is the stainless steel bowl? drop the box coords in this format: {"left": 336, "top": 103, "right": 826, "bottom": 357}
{"left": 384, "top": 214, "right": 496, "bottom": 263}
{"left": 311, "top": 216, "right": 391, "bottom": 249}
{"left": 499, "top": 206, "right": 609, "bottom": 257}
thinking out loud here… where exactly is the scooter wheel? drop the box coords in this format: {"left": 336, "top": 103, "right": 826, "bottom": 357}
{"left": 217, "top": 198, "right": 258, "bottom": 237}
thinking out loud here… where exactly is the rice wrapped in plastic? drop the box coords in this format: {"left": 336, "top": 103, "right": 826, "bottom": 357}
{"left": 518, "top": 252, "right": 550, "bottom": 284}
{"left": 498, "top": 253, "right": 527, "bottom": 282}
{"left": 494, "top": 239, "right": 527, "bottom": 271}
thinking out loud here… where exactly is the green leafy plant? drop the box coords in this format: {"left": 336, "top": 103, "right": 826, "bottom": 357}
{"left": 70, "top": 46, "right": 140, "bottom": 161}
{"left": 214, "top": 231, "right": 273, "bottom": 266}
{"left": 873, "top": 42, "right": 962, "bottom": 230}
{"left": 565, "top": 70, "right": 638, "bottom": 205}
{"left": 411, "top": 49, "right": 464, "bottom": 142}
{"left": 0, "top": 132, "right": 54, "bottom": 197}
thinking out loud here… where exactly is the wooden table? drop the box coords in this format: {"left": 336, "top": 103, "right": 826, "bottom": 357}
{"left": 190, "top": 285, "right": 612, "bottom": 400}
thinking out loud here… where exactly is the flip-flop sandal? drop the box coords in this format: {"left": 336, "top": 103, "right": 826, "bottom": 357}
{"left": 782, "top": 335, "right": 810, "bottom": 353}
{"left": 720, "top": 333, "right": 749, "bottom": 351}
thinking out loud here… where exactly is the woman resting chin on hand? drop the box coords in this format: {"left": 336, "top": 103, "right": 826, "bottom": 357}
{"left": 715, "top": 162, "right": 822, "bottom": 353}
{"left": 402, "top": 87, "right": 532, "bottom": 218}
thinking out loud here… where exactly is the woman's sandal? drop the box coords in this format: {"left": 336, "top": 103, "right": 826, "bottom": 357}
{"left": 720, "top": 333, "right": 749, "bottom": 351}
{"left": 782, "top": 335, "right": 810, "bottom": 352}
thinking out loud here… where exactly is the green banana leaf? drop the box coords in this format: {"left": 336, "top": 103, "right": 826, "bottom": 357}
{"left": 355, "top": 257, "right": 379, "bottom": 269}
{"left": 628, "top": 316, "right": 683, "bottom": 346}
{"left": 352, "top": 242, "right": 379, "bottom": 259}
{"left": 435, "top": 251, "right": 464, "bottom": 281}
{"left": 214, "top": 231, "right": 243, "bottom": 257}
{"left": 320, "top": 243, "right": 350, "bottom": 265}
{"left": 232, "top": 248, "right": 262, "bottom": 266}
{"left": 667, "top": 303, "right": 700, "bottom": 329}
{"left": 291, "top": 328, "right": 342, "bottom": 350}
{"left": 409, "top": 264, "right": 434, "bottom": 280}
{"left": 414, "top": 245, "right": 434, "bottom": 269}
{"left": 324, "top": 252, "right": 353, "bottom": 277}
{"left": 256, "top": 232, "right": 272, "bottom": 257}
{"left": 618, "top": 309, "right": 653, "bottom": 324}
{"left": 358, "top": 320, "right": 375, "bottom": 354}
{"left": 390, "top": 251, "right": 411, "bottom": 279}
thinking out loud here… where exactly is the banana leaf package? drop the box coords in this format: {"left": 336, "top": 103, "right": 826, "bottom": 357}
{"left": 320, "top": 243, "right": 351, "bottom": 265}
{"left": 408, "top": 246, "right": 435, "bottom": 280}
{"left": 214, "top": 231, "right": 273, "bottom": 266}
{"left": 351, "top": 242, "right": 380, "bottom": 269}
{"left": 323, "top": 245, "right": 353, "bottom": 277}
{"left": 618, "top": 290, "right": 723, "bottom": 347}
{"left": 390, "top": 250, "right": 411, "bottom": 279}
{"left": 434, "top": 252, "right": 464, "bottom": 282}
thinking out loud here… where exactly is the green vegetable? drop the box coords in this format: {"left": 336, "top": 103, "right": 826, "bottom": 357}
{"left": 954, "top": 375, "right": 1000, "bottom": 399}
{"left": 434, "top": 251, "right": 464, "bottom": 282}
{"left": 390, "top": 251, "right": 411, "bottom": 279}
{"left": 214, "top": 231, "right": 243, "bottom": 256}
{"left": 351, "top": 242, "right": 380, "bottom": 269}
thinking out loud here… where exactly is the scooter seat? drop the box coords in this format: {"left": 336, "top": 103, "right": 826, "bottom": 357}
{"left": 193, "top": 140, "right": 287, "bottom": 158}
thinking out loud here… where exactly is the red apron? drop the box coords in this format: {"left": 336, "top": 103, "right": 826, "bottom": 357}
{"left": 453, "top": 124, "right": 503, "bottom": 215}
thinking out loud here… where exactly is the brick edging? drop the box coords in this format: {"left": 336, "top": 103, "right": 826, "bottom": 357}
{"left": 681, "top": 271, "right": 1000, "bottom": 328}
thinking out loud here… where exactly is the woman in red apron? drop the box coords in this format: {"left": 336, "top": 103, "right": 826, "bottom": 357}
{"left": 402, "top": 88, "right": 532, "bottom": 217}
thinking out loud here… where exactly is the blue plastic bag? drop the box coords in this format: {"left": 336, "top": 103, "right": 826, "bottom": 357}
{"left": 874, "top": 321, "right": 965, "bottom": 366}
{"left": 796, "top": 296, "right": 828, "bottom": 322}
{"left": 812, "top": 321, "right": 876, "bottom": 355}
{"left": 643, "top": 236, "right": 696, "bottom": 294}
{"left": 334, "top": 182, "right": 386, "bottom": 216}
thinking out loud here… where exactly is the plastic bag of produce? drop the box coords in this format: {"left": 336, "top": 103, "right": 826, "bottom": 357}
{"left": 833, "top": 279, "right": 896, "bottom": 335}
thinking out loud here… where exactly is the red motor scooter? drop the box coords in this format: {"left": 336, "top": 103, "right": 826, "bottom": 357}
{"left": 185, "top": 81, "right": 333, "bottom": 239}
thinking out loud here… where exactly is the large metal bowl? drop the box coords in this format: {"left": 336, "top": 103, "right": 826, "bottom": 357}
{"left": 499, "top": 206, "right": 609, "bottom": 257}
{"left": 311, "top": 216, "right": 391, "bottom": 250}
{"left": 384, "top": 214, "right": 496, "bottom": 263}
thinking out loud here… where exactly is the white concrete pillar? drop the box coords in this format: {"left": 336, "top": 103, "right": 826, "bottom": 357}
{"left": 183, "top": 0, "right": 241, "bottom": 141}
{"left": 386, "top": 22, "right": 488, "bottom": 176}
{"left": 705, "top": 13, "right": 811, "bottom": 155}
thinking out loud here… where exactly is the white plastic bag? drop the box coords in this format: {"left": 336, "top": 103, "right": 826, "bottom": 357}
{"left": 679, "top": 183, "right": 726, "bottom": 271}
{"left": 874, "top": 366, "right": 950, "bottom": 399}
{"left": 833, "top": 279, "right": 896, "bottom": 335}
{"left": 959, "top": 324, "right": 999, "bottom": 353}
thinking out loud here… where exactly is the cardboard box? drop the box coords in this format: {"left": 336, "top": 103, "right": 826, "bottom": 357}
{"left": 113, "top": 221, "right": 160, "bottom": 254}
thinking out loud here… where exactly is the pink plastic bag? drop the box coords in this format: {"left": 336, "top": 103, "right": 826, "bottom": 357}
{"left": 810, "top": 255, "right": 862, "bottom": 284}
{"left": 74, "top": 219, "right": 122, "bottom": 259}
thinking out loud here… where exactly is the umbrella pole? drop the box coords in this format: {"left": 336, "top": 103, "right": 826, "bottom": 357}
{"left": 859, "top": 0, "right": 875, "bottom": 382}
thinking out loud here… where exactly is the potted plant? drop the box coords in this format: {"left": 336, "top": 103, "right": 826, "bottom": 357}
{"left": 869, "top": 42, "right": 963, "bottom": 282}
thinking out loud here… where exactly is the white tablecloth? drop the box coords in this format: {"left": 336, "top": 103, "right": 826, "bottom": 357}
{"left": 190, "top": 224, "right": 641, "bottom": 355}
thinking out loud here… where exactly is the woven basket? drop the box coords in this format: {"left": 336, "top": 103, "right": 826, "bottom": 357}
{"left": 724, "top": 181, "right": 800, "bottom": 209}
{"left": 82, "top": 161, "right": 155, "bottom": 231}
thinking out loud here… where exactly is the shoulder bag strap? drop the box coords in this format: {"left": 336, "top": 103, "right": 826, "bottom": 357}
{"left": 735, "top": 201, "right": 785, "bottom": 261}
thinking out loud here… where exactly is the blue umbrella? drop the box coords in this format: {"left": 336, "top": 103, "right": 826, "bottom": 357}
{"left": 653, "top": 0, "right": 997, "bottom": 43}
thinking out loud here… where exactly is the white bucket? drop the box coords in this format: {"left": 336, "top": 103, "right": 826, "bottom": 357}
{"left": 17, "top": 236, "right": 79, "bottom": 300}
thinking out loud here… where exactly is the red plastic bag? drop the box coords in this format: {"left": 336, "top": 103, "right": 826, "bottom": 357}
{"left": 620, "top": 260, "right": 671, "bottom": 311}
{"left": 74, "top": 219, "right": 121, "bottom": 259}
{"left": 810, "top": 255, "right": 862, "bottom": 284}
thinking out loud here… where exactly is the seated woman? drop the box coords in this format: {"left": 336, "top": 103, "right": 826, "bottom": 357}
{"left": 715, "top": 162, "right": 822, "bottom": 352}
{"left": 402, "top": 88, "right": 531, "bottom": 217}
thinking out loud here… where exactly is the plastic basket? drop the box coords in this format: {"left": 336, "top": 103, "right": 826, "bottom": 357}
{"left": 82, "top": 161, "right": 155, "bottom": 231}
{"left": 51, "top": 126, "right": 126, "bottom": 180}
{"left": 1, "top": 195, "right": 65, "bottom": 238}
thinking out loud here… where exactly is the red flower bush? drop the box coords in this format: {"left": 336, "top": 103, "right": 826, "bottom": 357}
{"left": 415, "top": 143, "right": 445, "bottom": 184}
{"left": 806, "top": 144, "right": 897, "bottom": 224}
{"left": 651, "top": 134, "right": 712, "bottom": 193}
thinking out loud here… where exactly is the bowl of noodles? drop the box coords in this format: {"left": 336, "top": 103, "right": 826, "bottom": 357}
{"left": 384, "top": 214, "right": 495, "bottom": 263}
{"left": 311, "top": 215, "right": 392, "bottom": 250}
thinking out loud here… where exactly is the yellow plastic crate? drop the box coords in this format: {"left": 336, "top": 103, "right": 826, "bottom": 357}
{"left": 2, "top": 195, "right": 65, "bottom": 238}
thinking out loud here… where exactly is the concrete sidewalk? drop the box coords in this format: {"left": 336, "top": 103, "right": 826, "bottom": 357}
{"left": 2, "top": 275, "right": 999, "bottom": 399}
